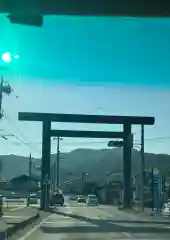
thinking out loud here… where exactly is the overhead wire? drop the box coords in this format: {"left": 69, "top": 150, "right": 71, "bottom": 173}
{"left": 2, "top": 88, "right": 170, "bottom": 152}
{"left": 1, "top": 109, "right": 41, "bottom": 153}
{"left": 4, "top": 86, "right": 168, "bottom": 146}
{"left": 1, "top": 79, "right": 42, "bottom": 153}
{"left": 2, "top": 109, "right": 170, "bottom": 150}
{"left": 26, "top": 136, "right": 170, "bottom": 146}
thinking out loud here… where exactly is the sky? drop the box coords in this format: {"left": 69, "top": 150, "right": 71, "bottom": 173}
{"left": 0, "top": 14, "right": 170, "bottom": 157}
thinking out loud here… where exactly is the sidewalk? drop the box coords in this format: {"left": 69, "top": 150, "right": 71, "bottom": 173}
{"left": 0, "top": 207, "right": 39, "bottom": 239}
{"left": 3, "top": 207, "right": 38, "bottom": 223}
{"left": 119, "top": 206, "right": 170, "bottom": 222}
{"left": 3, "top": 205, "right": 25, "bottom": 213}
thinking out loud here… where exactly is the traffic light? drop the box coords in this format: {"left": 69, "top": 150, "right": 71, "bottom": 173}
{"left": 108, "top": 140, "right": 124, "bottom": 147}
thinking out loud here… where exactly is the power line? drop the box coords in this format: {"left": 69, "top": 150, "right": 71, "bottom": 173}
{"left": 0, "top": 131, "right": 41, "bottom": 154}
{"left": 26, "top": 136, "right": 170, "bottom": 146}
{"left": 2, "top": 109, "right": 170, "bottom": 152}
{"left": 2, "top": 133, "right": 169, "bottom": 155}
{"left": 2, "top": 120, "right": 170, "bottom": 147}
{"left": 13, "top": 135, "right": 41, "bottom": 153}
{"left": 2, "top": 109, "right": 41, "bottom": 153}
{"left": 135, "top": 136, "right": 170, "bottom": 142}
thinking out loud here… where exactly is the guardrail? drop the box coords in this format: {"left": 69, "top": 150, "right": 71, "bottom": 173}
{"left": 4, "top": 198, "right": 25, "bottom": 203}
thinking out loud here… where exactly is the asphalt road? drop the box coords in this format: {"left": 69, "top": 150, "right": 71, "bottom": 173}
{"left": 18, "top": 197, "right": 170, "bottom": 240}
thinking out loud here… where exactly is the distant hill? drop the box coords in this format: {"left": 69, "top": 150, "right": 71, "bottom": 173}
{"left": 0, "top": 148, "right": 170, "bottom": 184}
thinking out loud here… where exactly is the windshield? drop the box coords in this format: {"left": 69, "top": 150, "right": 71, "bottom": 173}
{"left": 55, "top": 194, "right": 63, "bottom": 197}
{"left": 0, "top": 3, "right": 170, "bottom": 240}
{"left": 30, "top": 194, "right": 36, "bottom": 197}
{"left": 88, "top": 196, "right": 97, "bottom": 200}
{"left": 78, "top": 195, "right": 85, "bottom": 198}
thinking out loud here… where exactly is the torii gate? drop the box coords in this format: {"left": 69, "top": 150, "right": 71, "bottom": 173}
{"left": 18, "top": 112, "right": 154, "bottom": 210}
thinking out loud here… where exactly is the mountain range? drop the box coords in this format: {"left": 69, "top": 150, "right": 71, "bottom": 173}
{"left": 0, "top": 148, "right": 170, "bottom": 183}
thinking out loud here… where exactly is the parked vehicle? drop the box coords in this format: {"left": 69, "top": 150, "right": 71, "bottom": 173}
{"left": 77, "top": 195, "right": 86, "bottom": 203}
{"left": 86, "top": 194, "right": 98, "bottom": 206}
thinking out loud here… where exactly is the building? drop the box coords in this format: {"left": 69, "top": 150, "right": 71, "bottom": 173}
{"left": 0, "top": 180, "right": 9, "bottom": 190}
{"left": 10, "top": 174, "right": 40, "bottom": 191}
{"left": 96, "top": 180, "right": 122, "bottom": 204}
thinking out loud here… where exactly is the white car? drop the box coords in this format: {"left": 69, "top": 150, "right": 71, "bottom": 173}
{"left": 86, "top": 194, "right": 98, "bottom": 206}
{"left": 77, "top": 195, "right": 86, "bottom": 203}
{"left": 28, "top": 193, "right": 38, "bottom": 204}
{"left": 162, "top": 203, "right": 170, "bottom": 217}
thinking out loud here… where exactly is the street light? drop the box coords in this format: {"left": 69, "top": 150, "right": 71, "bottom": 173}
{"left": 81, "top": 171, "right": 88, "bottom": 194}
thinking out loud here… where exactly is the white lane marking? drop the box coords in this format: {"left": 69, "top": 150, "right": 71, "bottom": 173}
{"left": 10, "top": 206, "right": 25, "bottom": 211}
{"left": 18, "top": 215, "right": 51, "bottom": 240}
{"left": 63, "top": 202, "right": 73, "bottom": 214}
{"left": 122, "top": 232, "right": 133, "bottom": 238}
{"left": 18, "top": 202, "right": 72, "bottom": 240}
{"left": 3, "top": 216, "right": 25, "bottom": 219}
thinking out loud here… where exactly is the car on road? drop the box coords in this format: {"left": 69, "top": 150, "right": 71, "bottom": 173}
{"left": 77, "top": 195, "right": 86, "bottom": 203}
{"left": 162, "top": 203, "right": 170, "bottom": 216}
{"left": 51, "top": 192, "right": 64, "bottom": 206}
{"left": 69, "top": 195, "right": 77, "bottom": 201}
{"left": 86, "top": 194, "right": 98, "bottom": 206}
{"left": 28, "top": 193, "right": 38, "bottom": 204}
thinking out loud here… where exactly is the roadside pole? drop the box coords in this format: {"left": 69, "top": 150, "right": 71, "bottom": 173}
{"left": 151, "top": 168, "right": 154, "bottom": 213}
{"left": 0, "top": 78, "right": 3, "bottom": 117}
{"left": 53, "top": 161, "right": 56, "bottom": 192}
{"left": 81, "top": 171, "right": 84, "bottom": 194}
{"left": 27, "top": 153, "right": 32, "bottom": 206}
{"left": 56, "top": 136, "right": 60, "bottom": 188}
{"left": 140, "top": 124, "right": 145, "bottom": 212}
{"left": 45, "top": 181, "right": 48, "bottom": 211}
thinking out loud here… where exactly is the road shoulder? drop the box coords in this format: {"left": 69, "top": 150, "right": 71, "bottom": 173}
{"left": 0, "top": 207, "right": 40, "bottom": 240}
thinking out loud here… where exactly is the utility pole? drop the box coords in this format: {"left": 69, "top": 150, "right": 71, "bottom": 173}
{"left": 0, "top": 76, "right": 11, "bottom": 118}
{"left": 56, "top": 136, "right": 60, "bottom": 189}
{"left": 81, "top": 171, "right": 84, "bottom": 194}
{"left": 0, "top": 78, "right": 3, "bottom": 118}
{"left": 140, "top": 124, "right": 145, "bottom": 212}
{"left": 51, "top": 162, "right": 56, "bottom": 193}
{"left": 50, "top": 163, "right": 53, "bottom": 192}
{"left": 53, "top": 161, "right": 56, "bottom": 192}
{"left": 81, "top": 171, "right": 88, "bottom": 194}
{"left": 27, "top": 153, "right": 32, "bottom": 206}
{"left": 52, "top": 137, "right": 63, "bottom": 192}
